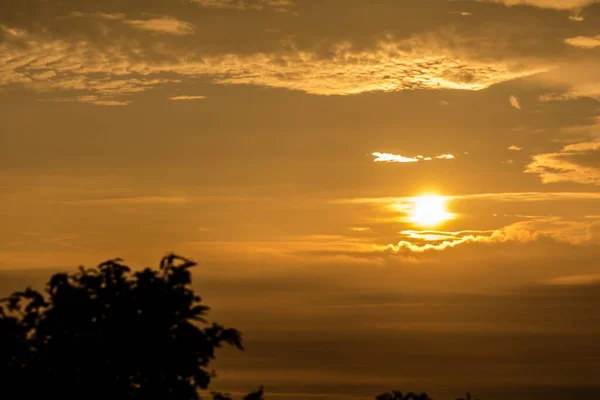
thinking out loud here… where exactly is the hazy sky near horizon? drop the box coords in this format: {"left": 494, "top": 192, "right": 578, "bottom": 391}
{"left": 2, "top": 0, "right": 600, "bottom": 399}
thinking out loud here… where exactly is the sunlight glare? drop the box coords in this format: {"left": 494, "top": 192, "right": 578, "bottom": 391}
{"left": 409, "top": 194, "right": 454, "bottom": 227}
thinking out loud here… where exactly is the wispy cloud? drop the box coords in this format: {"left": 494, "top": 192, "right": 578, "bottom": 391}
{"left": 564, "top": 35, "right": 600, "bottom": 48}
{"left": 508, "top": 145, "right": 523, "bottom": 151}
{"left": 67, "top": 12, "right": 196, "bottom": 36}
{"left": 545, "top": 273, "right": 600, "bottom": 286}
{"left": 0, "top": 27, "right": 548, "bottom": 105}
{"left": 190, "top": 0, "right": 294, "bottom": 11}
{"left": 124, "top": 17, "right": 197, "bottom": 36}
{"left": 569, "top": 14, "right": 585, "bottom": 21}
{"left": 479, "top": 0, "right": 599, "bottom": 10}
{"left": 383, "top": 217, "right": 599, "bottom": 253}
{"left": 525, "top": 139, "right": 600, "bottom": 185}
{"left": 40, "top": 95, "right": 132, "bottom": 106}
{"left": 169, "top": 95, "right": 207, "bottom": 101}
{"left": 350, "top": 227, "right": 371, "bottom": 232}
{"left": 56, "top": 196, "right": 190, "bottom": 205}
{"left": 540, "top": 83, "right": 600, "bottom": 101}
{"left": 334, "top": 192, "right": 600, "bottom": 206}
{"left": 372, "top": 152, "right": 456, "bottom": 163}
{"left": 509, "top": 95, "right": 521, "bottom": 109}
{"left": 68, "top": 12, "right": 127, "bottom": 21}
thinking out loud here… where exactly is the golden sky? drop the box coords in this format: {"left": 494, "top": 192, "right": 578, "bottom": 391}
{"left": 2, "top": 1, "right": 600, "bottom": 399}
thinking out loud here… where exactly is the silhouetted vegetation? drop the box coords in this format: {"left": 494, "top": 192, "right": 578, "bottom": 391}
{"left": 376, "top": 391, "right": 481, "bottom": 400}
{"left": 1, "top": 253, "right": 480, "bottom": 400}
{"left": 456, "top": 393, "right": 480, "bottom": 400}
{"left": 0, "top": 254, "right": 256, "bottom": 399}
{"left": 376, "top": 391, "right": 432, "bottom": 400}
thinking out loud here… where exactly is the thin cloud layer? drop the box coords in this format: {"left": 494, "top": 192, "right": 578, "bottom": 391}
{"left": 335, "top": 192, "right": 600, "bottom": 206}
{"left": 509, "top": 95, "right": 521, "bottom": 109}
{"left": 68, "top": 13, "right": 197, "bottom": 36}
{"left": 564, "top": 35, "right": 600, "bottom": 48}
{"left": 545, "top": 273, "right": 600, "bottom": 285}
{"left": 540, "top": 83, "right": 600, "bottom": 101}
{"left": 384, "top": 217, "right": 600, "bottom": 253}
{"left": 68, "top": 12, "right": 127, "bottom": 21}
{"left": 0, "top": 26, "right": 548, "bottom": 104}
{"left": 373, "top": 152, "right": 456, "bottom": 163}
{"left": 124, "top": 17, "right": 197, "bottom": 36}
{"left": 189, "top": 0, "right": 293, "bottom": 11}
{"left": 169, "top": 95, "right": 207, "bottom": 100}
{"left": 480, "top": 0, "right": 599, "bottom": 10}
{"left": 525, "top": 139, "right": 600, "bottom": 185}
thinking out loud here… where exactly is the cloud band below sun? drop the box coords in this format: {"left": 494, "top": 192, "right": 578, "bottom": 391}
{"left": 372, "top": 152, "right": 456, "bottom": 163}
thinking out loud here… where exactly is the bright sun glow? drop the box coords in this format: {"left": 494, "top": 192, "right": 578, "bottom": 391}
{"left": 409, "top": 195, "right": 454, "bottom": 227}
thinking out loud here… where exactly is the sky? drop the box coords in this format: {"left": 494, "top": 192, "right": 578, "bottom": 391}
{"left": 2, "top": 0, "right": 600, "bottom": 399}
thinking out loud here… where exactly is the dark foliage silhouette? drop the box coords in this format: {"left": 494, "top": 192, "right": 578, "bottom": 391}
{"left": 1, "top": 253, "right": 485, "bottom": 400}
{"left": 376, "top": 391, "right": 432, "bottom": 400}
{"left": 211, "top": 386, "right": 265, "bottom": 400}
{"left": 456, "top": 393, "right": 480, "bottom": 400}
{"left": 377, "top": 391, "right": 481, "bottom": 400}
{"left": 0, "top": 254, "right": 246, "bottom": 399}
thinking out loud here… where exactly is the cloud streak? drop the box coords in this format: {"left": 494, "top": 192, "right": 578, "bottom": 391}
{"left": 564, "top": 35, "right": 600, "bottom": 48}
{"left": 169, "top": 95, "right": 207, "bottom": 100}
{"left": 372, "top": 152, "right": 456, "bottom": 163}
{"left": 545, "top": 273, "right": 600, "bottom": 286}
{"left": 509, "top": 95, "right": 521, "bottom": 109}
{"left": 0, "top": 26, "right": 548, "bottom": 105}
{"left": 67, "top": 13, "right": 196, "bottom": 36}
{"left": 525, "top": 139, "right": 600, "bottom": 185}
{"left": 479, "top": 0, "right": 599, "bottom": 10}
{"left": 384, "top": 217, "right": 600, "bottom": 253}
{"left": 124, "top": 17, "right": 197, "bottom": 36}
{"left": 540, "top": 83, "right": 600, "bottom": 101}
{"left": 190, "top": 0, "right": 294, "bottom": 11}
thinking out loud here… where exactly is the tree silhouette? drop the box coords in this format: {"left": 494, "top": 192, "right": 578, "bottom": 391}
{"left": 377, "top": 391, "right": 481, "bottom": 400}
{"left": 376, "top": 391, "right": 432, "bottom": 400}
{"left": 456, "top": 393, "right": 480, "bottom": 400}
{"left": 211, "top": 386, "right": 265, "bottom": 400}
{"left": 0, "top": 254, "right": 246, "bottom": 399}
{"left": 1, "top": 253, "right": 486, "bottom": 400}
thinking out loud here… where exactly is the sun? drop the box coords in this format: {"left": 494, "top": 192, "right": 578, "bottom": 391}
{"left": 409, "top": 194, "right": 454, "bottom": 227}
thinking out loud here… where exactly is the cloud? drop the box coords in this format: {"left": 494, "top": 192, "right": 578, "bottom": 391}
{"left": 334, "top": 192, "right": 600, "bottom": 210}
{"left": 67, "top": 12, "right": 196, "bottom": 36}
{"left": 372, "top": 152, "right": 456, "bottom": 163}
{"left": 479, "top": 0, "right": 599, "bottom": 10}
{"left": 509, "top": 95, "right": 521, "bottom": 109}
{"left": 350, "top": 227, "right": 371, "bottom": 232}
{"left": 0, "top": 26, "right": 549, "bottom": 104}
{"left": 40, "top": 95, "right": 132, "bottom": 106}
{"left": 124, "top": 17, "right": 197, "bottom": 36}
{"left": 525, "top": 139, "right": 600, "bottom": 185}
{"left": 540, "top": 83, "right": 600, "bottom": 101}
{"left": 564, "top": 35, "right": 600, "bottom": 48}
{"left": 545, "top": 273, "right": 600, "bottom": 286}
{"left": 189, "top": 0, "right": 294, "bottom": 11}
{"left": 55, "top": 195, "right": 190, "bottom": 205}
{"left": 383, "top": 217, "right": 600, "bottom": 253}
{"left": 508, "top": 145, "right": 523, "bottom": 151}
{"left": 169, "top": 95, "right": 207, "bottom": 100}
{"left": 68, "top": 12, "right": 127, "bottom": 21}
{"left": 459, "top": 191, "right": 600, "bottom": 201}
{"left": 83, "top": 99, "right": 131, "bottom": 106}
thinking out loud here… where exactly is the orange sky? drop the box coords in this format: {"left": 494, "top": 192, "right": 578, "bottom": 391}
{"left": 2, "top": 1, "right": 600, "bottom": 399}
